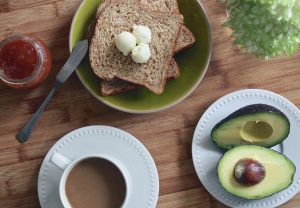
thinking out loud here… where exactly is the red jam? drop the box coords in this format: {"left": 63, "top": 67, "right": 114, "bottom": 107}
{"left": 0, "top": 35, "right": 52, "bottom": 89}
{"left": 0, "top": 39, "right": 38, "bottom": 80}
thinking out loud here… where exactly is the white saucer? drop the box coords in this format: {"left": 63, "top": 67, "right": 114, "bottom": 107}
{"left": 192, "top": 89, "right": 300, "bottom": 208}
{"left": 38, "top": 126, "right": 159, "bottom": 208}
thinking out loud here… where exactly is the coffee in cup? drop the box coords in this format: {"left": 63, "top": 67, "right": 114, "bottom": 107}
{"left": 50, "top": 154, "right": 128, "bottom": 208}
{"left": 65, "top": 158, "right": 126, "bottom": 208}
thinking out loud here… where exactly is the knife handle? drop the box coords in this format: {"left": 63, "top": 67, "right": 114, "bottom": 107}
{"left": 17, "top": 81, "right": 61, "bottom": 143}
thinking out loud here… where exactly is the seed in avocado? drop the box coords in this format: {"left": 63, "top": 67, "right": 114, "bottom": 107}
{"left": 234, "top": 158, "right": 265, "bottom": 186}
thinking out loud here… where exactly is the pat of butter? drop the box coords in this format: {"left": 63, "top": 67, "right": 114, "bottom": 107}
{"left": 115, "top": 31, "right": 136, "bottom": 56}
{"left": 132, "top": 25, "right": 152, "bottom": 44}
{"left": 131, "top": 43, "right": 151, "bottom": 64}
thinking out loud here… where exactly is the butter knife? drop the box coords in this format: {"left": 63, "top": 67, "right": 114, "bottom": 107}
{"left": 17, "top": 39, "right": 88, "bottom": 143}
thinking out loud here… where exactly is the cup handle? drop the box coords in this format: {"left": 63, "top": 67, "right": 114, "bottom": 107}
{"left": 50, "top": 153, "right": 72, "bottom": 170}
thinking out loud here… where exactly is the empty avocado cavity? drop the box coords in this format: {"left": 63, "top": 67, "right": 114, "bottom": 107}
{"left": 240, "top": 120, "right": 273, "bottom": 142}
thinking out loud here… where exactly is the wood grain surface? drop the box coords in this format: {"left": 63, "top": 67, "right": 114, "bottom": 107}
{"left": 0, "top": 0, "right": 300, "bottom": 207}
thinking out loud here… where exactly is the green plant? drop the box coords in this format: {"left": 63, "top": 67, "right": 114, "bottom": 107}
{"left": 220, "top": 0, "right": 300, "bottom": 59}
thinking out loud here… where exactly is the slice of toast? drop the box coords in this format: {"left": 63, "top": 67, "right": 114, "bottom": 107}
{"left": 86, "top": 21, "right": 180, "bottom": 78}
{"left": 96, "top": 0, "right": 195, "bottom": 52}
{"left": 89, "top": 1, "right": 183, "bottom": 94}
{"left": 100, "top": 59, "right": 180, "bottom": 96}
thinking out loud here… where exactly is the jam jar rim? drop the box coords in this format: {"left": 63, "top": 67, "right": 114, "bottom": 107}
{"left": 0, "top": 34, "right": 44, "bottom": 85}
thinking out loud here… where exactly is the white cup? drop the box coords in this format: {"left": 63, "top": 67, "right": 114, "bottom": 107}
{"left": 50, "top": 153, "right": 130, "bottom": 208}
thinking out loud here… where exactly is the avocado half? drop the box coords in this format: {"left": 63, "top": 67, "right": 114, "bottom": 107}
{"left": 211, "top": 104, "right": 290, "bottom": 150}
{"left": 217, "top": 145, "right": 296, "bottom": 199}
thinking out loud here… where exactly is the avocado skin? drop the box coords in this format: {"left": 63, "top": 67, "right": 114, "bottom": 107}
{"left": 211, "top": 104, "right": 290, "bottom": 150}
{"left": 217, "top": 145, "right": 296, "bottom": 200}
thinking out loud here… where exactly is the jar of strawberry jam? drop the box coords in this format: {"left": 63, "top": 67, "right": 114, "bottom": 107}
{"left": 0, "top": 35, "right": 52, "bottom": 89}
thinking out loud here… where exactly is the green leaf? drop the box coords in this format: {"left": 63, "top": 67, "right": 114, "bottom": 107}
{"left": 224, "top": 0, "right": 300, "bottom": 58}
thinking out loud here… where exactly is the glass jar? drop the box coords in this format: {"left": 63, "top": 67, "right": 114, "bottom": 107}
{"left": 0, "top": 34, "right": 52, "bottom": 89}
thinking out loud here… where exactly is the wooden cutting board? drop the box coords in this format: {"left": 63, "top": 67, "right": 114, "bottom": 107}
{"left": 0, "top": 0, "right": 300, "bottom": 207}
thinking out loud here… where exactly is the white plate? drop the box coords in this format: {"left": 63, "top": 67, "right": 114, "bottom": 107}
{"left": 38, "top": 126, "right": 159, "bottom": 208}
{"left": 192, "top": 89, "right": 300, "bottom": 208}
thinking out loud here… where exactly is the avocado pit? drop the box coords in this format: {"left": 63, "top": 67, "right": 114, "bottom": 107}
{"left": 240, "top": 120, "right": 273, "bottom": 142}
{"left": 234, "top": 158, "right": 266, "bottom": 186}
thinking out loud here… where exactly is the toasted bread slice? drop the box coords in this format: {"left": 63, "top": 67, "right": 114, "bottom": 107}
{"left": 100, "top": 59, "right": 180, "bottom": 96}
{"left": 89, "top": 1, "right": 183, "bottom": 94}
{"left": 96, "top": 0, "right": 195, "bottom": 52}
{"left": 86, "top": 21, "right": 180, "bottom": 78}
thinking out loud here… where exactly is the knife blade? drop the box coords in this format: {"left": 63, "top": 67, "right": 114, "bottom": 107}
{"left": 56, "top": 39, "right": 88, "bottom": 83}
{"left": 17, "top": 39, "right": 88, "bottom": 143}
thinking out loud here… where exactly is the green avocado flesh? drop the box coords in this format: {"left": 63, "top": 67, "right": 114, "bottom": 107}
{"left": 211, "top": 104, "right": 290, "bottom": 150}
{"left": 218, "top": 145, "right": 295, "bottom": 199}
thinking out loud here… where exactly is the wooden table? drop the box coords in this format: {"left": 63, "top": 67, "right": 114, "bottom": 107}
{"left": 0, "top": 0, "right": 300, "bottom": 207}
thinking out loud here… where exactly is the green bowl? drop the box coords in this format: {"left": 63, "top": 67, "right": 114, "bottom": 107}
{"left": 69, "top": 0, "right": 212, "bottom": 113}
